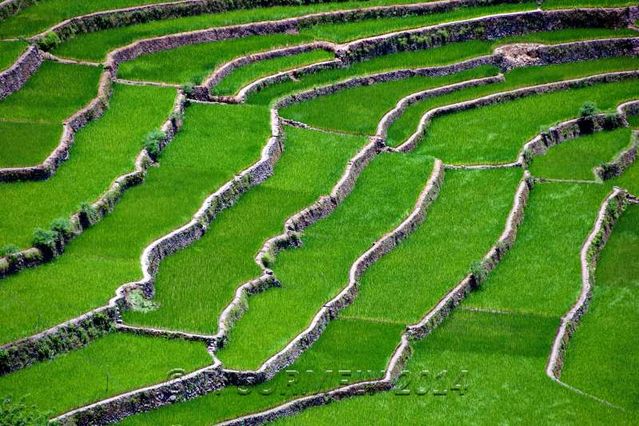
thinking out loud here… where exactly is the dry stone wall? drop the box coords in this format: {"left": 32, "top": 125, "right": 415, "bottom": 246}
{"left": 0, "top": 45, "right": 43, "bottom": 100}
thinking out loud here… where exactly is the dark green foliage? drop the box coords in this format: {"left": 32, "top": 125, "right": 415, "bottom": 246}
{"left": 31, "top": 228, "right": 57, "bottom": 250}
{"left": 144, "top": 129, "right": 166, "bottom": 159}
{"left": 36, "top": 32, "right": 61, "bottom": 51}
{"left": 0, "top": 396, "right": 49, "bottom": 426}
{"left": 50, "top": 217, "right": 73, "bottom": 239}
{"left": 579, "top": 101, "right": 599, "bottom": 118}
{"left": 470, "top": 260, "right": 488, "bottom": 285}
{"left": 0, "top": 245, "right": 19, "bottom": 257}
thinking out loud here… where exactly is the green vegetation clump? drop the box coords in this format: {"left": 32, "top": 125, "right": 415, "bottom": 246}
{"left": 579, "top": 100, "right": 599, "bottom": 118}
{"left": 143, "top": 129, "right": 166, "bottom": 159}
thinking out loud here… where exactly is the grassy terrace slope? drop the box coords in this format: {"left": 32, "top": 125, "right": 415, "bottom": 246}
{"left": 0, "top": 40, "right": 26, "bottom": 71}
{"left": 219, "top": 153, "right": 436, "bottom": 370}
{"left": 529, "top": 127, "right": 633, "bottom": 180}
{"left": 0, "top": 61, "right": 101, "bottom": 168}
{"left": 123, "top": 66, "right": 494, "bottom": 335}
{"left": 0, "top": 103, "right": 269, "bottom": 345}
{"left": 275, "top": 183, "right": 633, "bottom": 425}
{"left": 0, "top": 333, "right": 210, "bottom": 415}
{"left": 220, "top": 73, "right": 637, "bottom": 369}
{"left": 413, "top": 79, "right": 639, "bottom": 164}
{"left": 211, "top": 49, "right": 336, "bottom": 96}
{"left": 122, "top": 168, "right": 521, "bottom": 425}
{"left": 251, "top": 31, "right": 639, "bottom": 106}
{"left": 117, "top": 2, "right": 537, "bottom": 84}
{"left": 561, "top": 203, "right": 639, "bottom": 410}
{"left": 53, "top": 0, "right": 450, "bottom": 61}
{"left": 124, "top": 127, "right": 367, "bottom": 334}
{"left": 0, "top": 0, "right": 185, "bottom": 38}
{"left": 0, "top": 83, "right": 174, "bottom": 249}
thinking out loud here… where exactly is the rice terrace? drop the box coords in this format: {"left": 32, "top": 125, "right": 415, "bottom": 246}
{"left": 0, "top": 0, "right": 638, "bottom": 424}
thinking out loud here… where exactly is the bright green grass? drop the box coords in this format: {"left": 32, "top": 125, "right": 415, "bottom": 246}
{"left": 0, "top": 83, "right": 174, "bottom": 249}
{"left": 274, "top": 186, "right": 633, "bottom": 425}
{"left": 0, "top": 122, "right": 61, "bottom": 168}
{"left": 0, "top": 333, "right": 210, "bottom": 416}
{"left": 53, "top": 0, "right": 447, "bottom": 61}
{"left": 609, "top": 157, "right": 639, "bottom": 194}
{"left": 123, "top": 127, "right": 366, "bottom": 334}
{"left": 218, "top": 154, "right": 435, "bottom": 370}
{"left": 118, "top": 169, "right": 521, "bottom": 423}
{"left": 251, "top": 29, "right": 638, "bottom": 106}
{"left": 120, "top": 318, "right": 400, "bottom": 425}
{"left": 280, "top": 65, "right": 499, "bottom": 135}
{"left": 0, "top": 40, "right": 27, "bottom": 71}
{"left": 561, "top": 203, "right": 639, "bottom": 410}
{"left": 278, "top": 310, "right": 634, "bottom": 424}
{"left": 627, "top": 113, "right": 639, "bottom": 128}
{"left": 415, "top": 79, "right": 639, "bottom": 164}
{"left": 529, "top": 127, "right": 633, "bottom": 180}
{"left": 251, "top": 40, "right": 495, "bottom": 104}
{"left": 0, "top": 61, "right": 101, "bottom": 168}
{"left": 468, "top": 183, "right": 610, "bottom": 315}
{"left": 544, "top": 0, "right": 639, "bottom": 8}
{"left": 345, "top": 168, "right": 522, "bottom": 324}
{"left": 118, "top": 168, "right": 519, "bottom": 423}
{"left": 0, "top": 0, "right": 185, "bottom": 38}
{"left": 0, "top": 103, "right": 270, "bottom": 345}
{"left": 117, "top": 2, "right": 536, "bottom": 85}
{"left": 212, "top": 49, "right": 335, "bottom": 96}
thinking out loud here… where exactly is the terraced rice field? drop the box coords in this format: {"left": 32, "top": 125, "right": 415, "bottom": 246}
{"left": 0, "top": 0, "right": 637, "bottom": 424}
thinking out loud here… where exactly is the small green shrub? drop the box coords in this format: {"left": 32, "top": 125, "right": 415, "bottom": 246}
{"left": 579, "top": 101, "right": 599, "bottom": 118}
{"left": 470, "top": 260, "right": 488, "bottom": 285}
{"left": 36, "top": 32, "right": 61, "bottom": 51}
{"left": 0, "top": 245, "right": 19, "bottom": 257}
{"left": 79, "top": 202, "right": 98, "bottom": 224}
{"left": 50, "top": 217, "right": 73, "bottom": 239}
{"left": 144, "top": 129, "right": 166, "bottom": 159}
{"left": 32, "top": 228, "right": 57, "bottom": 250}
{"left": 181, "top": 82, "right": 195, "bottom": 95}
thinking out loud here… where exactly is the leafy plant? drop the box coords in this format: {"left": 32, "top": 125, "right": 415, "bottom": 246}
{"left": 36, "top": 32, "right": 61, "bottom": 51}
{"left": 79, "top": 202, "right": 98, "bottom": 224}
{"left": 144, "top": 129, "right": 166, "bottom": 159}
{"left": 50, "top": 217, "right": 73, "bottom": 239}
{"left": 0, "top": 245, "right": 19, "bottom": 257}
{"left": 31, "top": 228, "right": 57, "bottom": 250}
{"left": 579, "top": 101, "right": 598, "bottom": 118}
{"left": 470, "top": 260, "right": 488, "bottom": 285}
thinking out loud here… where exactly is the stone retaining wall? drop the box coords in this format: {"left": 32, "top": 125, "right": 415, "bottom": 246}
{"left": 34, "top": 0, "right": 526, "bottom": 44}
{"left": 346, "top": 8, "right": 634, "bottom": 61}
{"left": 226, "top": 159, "right": 445, "bottom": 386}
{"left": 55, "top": 362, "right": 225, "bottom": 425}
{"left": 521, "top": 113, "right": 627, "bottom": 167}
{"left": 546, "top": 188, "right": 629, "bottom": 380}
{"left": 596, "top": 132, "right": 639, "bottom": 180}
{"left": 0, "top": 0, "right": 37, "bottom": 21}
{"left": 200, "top": 41, "right": 337, "bottom": 97}
{"left": 0, "top": 70, "right": 114, "bottom": 182}
{"left": 0, "top": 307, "right": 117, "bottom": 375}
{"left": 0, "top": 91, "right": 186, "bottom": 280}
{"left": 219, "top": 171, "right": 532, "bottom": 426}
{"left": 397, "top": 70, "right": 639, "bottom": 153}
{"left": 0, "top": 45, "right": 42, "bottom": 100}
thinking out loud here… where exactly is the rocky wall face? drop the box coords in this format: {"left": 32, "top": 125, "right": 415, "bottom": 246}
{"left": 0, "top": 46, "right": 42, "bottom": 100}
